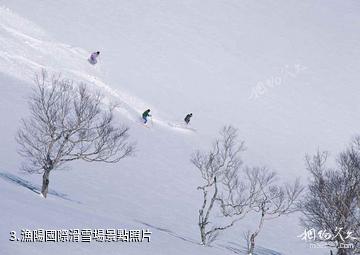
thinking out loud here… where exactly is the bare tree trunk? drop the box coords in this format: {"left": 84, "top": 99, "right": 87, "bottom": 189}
{"left": 198, "top": 188, "right": 208, "bottom": 245}
{"left": 248, "top": 233, "right": 255, "bottom": 255}
{"left": 41, "top": 169, "right": 51, "bottom": 198}
{"left": 336, "top": 234, "right": 350, "bottom": 255}
{"left": 199, "top": 219, "right": 206, "bottom": 245}
{"left": 248, "top": 211, "right": 265, "bottom": 255}
{"left": 336, "top": 248, "right": 347, "bottom": 255}
{"left": 198, "top": 177, "right": 218, "bottom": 245}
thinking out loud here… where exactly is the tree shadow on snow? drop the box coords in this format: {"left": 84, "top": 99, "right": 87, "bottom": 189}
{"left": 0, "top": 171, "right": 81, "bottom": 204}
{"left": 134, "top": 220, "right": 200, "bottom": 245}
{"left": 218, "top": 241, "right": 283, "bottom": 255}
{"left": 135, "top": 220, "right": 283, "bottom": 255}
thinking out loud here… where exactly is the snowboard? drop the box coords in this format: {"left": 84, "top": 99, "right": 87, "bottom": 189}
{"left": 139, "top": 117, "right": 152, "bottom": 129}
{"left": 88, "top": 58, "right": 97, "bottom": 65}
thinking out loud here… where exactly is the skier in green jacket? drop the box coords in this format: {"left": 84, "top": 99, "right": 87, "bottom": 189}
{"left": 142, "top": 109, "right": 151, "bottom": 124}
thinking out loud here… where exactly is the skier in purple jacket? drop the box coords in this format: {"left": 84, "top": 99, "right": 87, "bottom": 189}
{"left": 89, "top": 51, "right": 100, "bottom": 64}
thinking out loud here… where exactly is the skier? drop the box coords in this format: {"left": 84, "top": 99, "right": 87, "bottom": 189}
{"left": 89, "top": 51, "right": 100, "bottom": 64}
{"left": 184, "top": 113, "right": 193, "bottom": 124}
{"left": 142, "top": 109, "right": 151, "bottom": 124}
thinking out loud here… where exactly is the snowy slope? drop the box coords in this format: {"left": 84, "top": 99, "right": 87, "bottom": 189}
{"left": 1, "top": 1, "right": 360, "bottom": 254}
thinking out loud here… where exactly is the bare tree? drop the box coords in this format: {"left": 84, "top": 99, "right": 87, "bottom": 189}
{"left": 17, "top": 70, "right": 134, "bottom": 198}
{"left": 192, "top": 126, "right": 304, "bottom": 249}
{"left": 191, "top": 126, "right": 246, "bottom": 245}
{"left": 244, "top": 167, "right": 303, "bottom": 255}
{"left": 300, "top": 138, "right": 360, "bottom": 255}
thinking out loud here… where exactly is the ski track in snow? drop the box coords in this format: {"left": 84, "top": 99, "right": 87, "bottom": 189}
{"left": 0, "top": 6, "right": 179, "bottom": 132}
